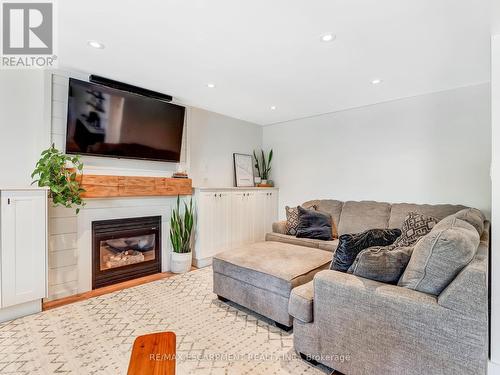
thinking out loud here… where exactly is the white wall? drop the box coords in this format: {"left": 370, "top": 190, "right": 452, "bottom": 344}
{"left": 490, "top": 34, "right": 500, "bottom": 373}
{"left": 0, "top": 70, "right": 50, "bottom": 187}
{"left": 189, "top": 107, "right": 263, "bottom": 187}
{"left": 263, "top": 83, "right": 491, "bottom": 218}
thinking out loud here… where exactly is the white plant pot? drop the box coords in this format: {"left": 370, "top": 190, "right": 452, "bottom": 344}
{"left": 171, "top": 251, "right": 192, "bottom": 273}
{"left": 261, "top": 179, "right": 268, "bottom": 185}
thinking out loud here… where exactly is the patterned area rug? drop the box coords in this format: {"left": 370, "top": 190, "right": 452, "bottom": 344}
{"left": 0, "top": 268, "right": 328, "bottom": 374}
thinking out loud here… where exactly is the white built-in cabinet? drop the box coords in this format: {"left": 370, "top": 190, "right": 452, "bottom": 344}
{"left": 194, "top": 188, "right": 278, "bottom": 267}
{"left": 0, "top": 189, "right": 47, "bottom": 322}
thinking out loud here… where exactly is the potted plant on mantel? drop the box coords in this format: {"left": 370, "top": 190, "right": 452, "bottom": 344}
{"left": 170, "top": 195, "right": 194, "bottom": 273}
{"left": 31, "top": 144, "right": 86, "bottom": 214}
{"left": 253, "top": 149, "right": 273, "bottom": 186}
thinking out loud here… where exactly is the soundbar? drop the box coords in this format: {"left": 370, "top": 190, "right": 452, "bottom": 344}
{"left": 89, "top": 75, "right": 173, "bottom": 102}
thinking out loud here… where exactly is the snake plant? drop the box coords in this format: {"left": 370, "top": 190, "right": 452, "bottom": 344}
{"left": 253, "top": 149, "right": 273, "bottom": 180}
{"left": 170, "top": 195, "right": 194, "bottom": 253}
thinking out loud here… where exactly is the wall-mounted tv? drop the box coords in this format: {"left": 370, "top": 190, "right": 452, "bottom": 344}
{"left": 66, "top": 78, "right": 185, "bottom": 162}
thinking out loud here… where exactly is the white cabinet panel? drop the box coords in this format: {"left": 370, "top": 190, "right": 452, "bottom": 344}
{"left": 1, "top": 190, "right": 47, "bottom": 308}
{"left": 194, "top": 188, "right": 278, "bottom": 267}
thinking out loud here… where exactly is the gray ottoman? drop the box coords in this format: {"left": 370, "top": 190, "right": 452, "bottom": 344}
{"left": 212, "top": 241, "right": 331, "bottom": 330}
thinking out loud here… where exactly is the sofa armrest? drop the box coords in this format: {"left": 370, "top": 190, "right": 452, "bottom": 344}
{"left": 272, "top": 220, "right": 287, "bottom": 234}
{"left": 311, "top": 270, "right": 487, "bottom": 367}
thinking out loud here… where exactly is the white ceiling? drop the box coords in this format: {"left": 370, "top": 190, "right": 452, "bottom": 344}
{"left": 58, "top": 0, "right": 491, "bottom": 125}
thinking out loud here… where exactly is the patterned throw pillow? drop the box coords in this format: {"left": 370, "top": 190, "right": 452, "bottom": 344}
{"left": 285, "top": 205, "right": 317, "bottom": 235}
{"left": 393, "top": 212, "right": 438, "bottom": 247}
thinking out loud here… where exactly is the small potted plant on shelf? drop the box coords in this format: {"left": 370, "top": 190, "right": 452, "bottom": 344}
{"left": 31, "top": 144, "right": 86, "bottom": 214}
{"left": 253, "top": 149, "right": 273, "bottom": 185}
{"left": 170, "top": 195, "right": 194, "bottom": 273}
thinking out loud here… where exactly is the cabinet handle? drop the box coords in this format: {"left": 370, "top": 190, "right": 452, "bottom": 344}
{"left": 219, "top": 194, "right": 222, "bottom": 197}
{"left": 7, "top": 198, "right": 10, "bottom": 205}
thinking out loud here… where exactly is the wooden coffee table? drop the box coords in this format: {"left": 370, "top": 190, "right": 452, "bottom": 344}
{"left": 127, "top": 332, "right": 176, "bottom": 375}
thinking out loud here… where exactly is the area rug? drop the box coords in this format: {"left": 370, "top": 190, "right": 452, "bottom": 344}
{"left": 0, "top": 267, "right": 328, "bottom": 374}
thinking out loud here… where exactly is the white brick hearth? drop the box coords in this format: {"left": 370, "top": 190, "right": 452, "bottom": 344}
{"left": 47, "top": 197, "right": 176, "bottom": 301}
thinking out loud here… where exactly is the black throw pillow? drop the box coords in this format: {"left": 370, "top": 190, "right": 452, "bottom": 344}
{"left": 331, "top": 228, "right": 402, "bottom": 272}
{"left": 296, "top": 206, "right": 333, "bottom": 241}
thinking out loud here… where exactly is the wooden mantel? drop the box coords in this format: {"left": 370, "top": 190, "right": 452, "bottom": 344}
{"left": 79, "top": 175, "right": 192, "bottom": 198}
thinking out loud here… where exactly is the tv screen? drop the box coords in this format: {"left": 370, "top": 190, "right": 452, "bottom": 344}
{"left": 66, "top": 78, "right": 185, "bottom": 162}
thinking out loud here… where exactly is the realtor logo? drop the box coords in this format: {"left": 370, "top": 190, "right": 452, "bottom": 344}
{"left": 1, "top": 1, "right": 57, "bottom": 68}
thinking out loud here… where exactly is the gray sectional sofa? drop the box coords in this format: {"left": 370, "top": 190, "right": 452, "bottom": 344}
{"left": 213, "top": 199, "right": 489, "bottom": 374}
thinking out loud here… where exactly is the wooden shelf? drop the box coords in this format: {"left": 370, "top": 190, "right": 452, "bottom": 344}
{"left": 79, "top": 175, "right": 192, "bottom": 198}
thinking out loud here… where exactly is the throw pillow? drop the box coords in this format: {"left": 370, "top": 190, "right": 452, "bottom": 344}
{"left": 392, "top": 212, "right": 438, "bottom": 247}
{"left": 347, "top": 245, "right": 413, "bottom": 284}
{"left": 296, "top": 206, "right": 333, "bottom": 241}
{"left": 285, "top": 204, "right": 317, "bottom": 235}
{"left": 331, "top": 228, "right": 402, "bottom": 272}
{"left": 398, "top": 216, "right": 479, "bottom": 295}
{"left": 453, "top": 208, "right": 485, "bottom": 236}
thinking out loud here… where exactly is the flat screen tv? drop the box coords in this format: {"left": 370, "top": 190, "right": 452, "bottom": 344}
{"left": 66, "top": 78, "right": 185, "bottom": 162}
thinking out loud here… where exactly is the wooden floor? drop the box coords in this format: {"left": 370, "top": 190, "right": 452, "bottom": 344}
{"left": 43, "top": 268, "right": 197, "bottom": 311}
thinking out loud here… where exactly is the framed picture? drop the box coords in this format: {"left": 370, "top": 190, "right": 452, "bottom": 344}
{"left": 233, "top": 153, "right": 254, "bottom": 187}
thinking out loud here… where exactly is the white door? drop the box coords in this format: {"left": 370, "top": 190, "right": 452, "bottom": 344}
{"left": 1, "top": 190, "right": 47, "bottom": 307}
{"left": 195, "top": 192, "right": 216, "bottom": 261}
{"left": 212, "top": 192, "right": 232, "bottom": 256}
{"left": 253, "top": 191, "right": 268, "bottom": 241}
{"left": 243, "top": 192, "right": 255, "bottom": 244}
{"left": 231, "top": 192, "right": 255, "bottom": 248}
{"left": 265, "top": 190, "right": 279, "bottom": 233}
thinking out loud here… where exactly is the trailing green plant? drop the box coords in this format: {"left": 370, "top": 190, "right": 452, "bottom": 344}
{"left": 170, "top": 195, "right": 194, "bottom": 254}
{"left": 253, "top": 149, "right": 273, "bottom": 180}
{"left": 31, "top": 144, "right": 86, "bottom": 214}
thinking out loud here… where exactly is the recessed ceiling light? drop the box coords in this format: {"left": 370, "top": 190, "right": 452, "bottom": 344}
{"left": 371, "top": 79, "right": 383, "bottom": 85}
{"left": 270, "top": 106, "right": 277, "bottom": 110}
{"left": 87, "top": 40, "right": 105, "bottom": 49}
{"left": 206, "top": 83, "right": 216, "bottom": 88}
{"left": 320, "top": 33, "right": 336, "bottom": 42}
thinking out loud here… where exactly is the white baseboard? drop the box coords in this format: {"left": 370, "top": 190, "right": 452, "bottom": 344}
{"left": 0, "top": 300, "right": 42, "bottom": 323}
{"left": 489, "top": 360, "right": 500, "bottom": 375}
{"left": 193, "top": 257, "right": 212, "bottom": 268}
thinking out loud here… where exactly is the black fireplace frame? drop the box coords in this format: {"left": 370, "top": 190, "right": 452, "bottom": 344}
{"left": 92, "top": 216, "right": 162, "bottom": 289}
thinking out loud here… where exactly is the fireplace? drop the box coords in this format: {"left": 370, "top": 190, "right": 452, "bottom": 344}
{"left": 92, "top": 216, "right": 161, "bottom": 289}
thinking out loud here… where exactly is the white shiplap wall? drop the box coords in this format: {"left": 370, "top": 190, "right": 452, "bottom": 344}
{"left": 47, "top": 205, "right": 78, "bottom": 300}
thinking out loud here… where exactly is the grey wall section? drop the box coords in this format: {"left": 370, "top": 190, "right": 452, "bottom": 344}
{"left": 263, "top": 84, "right": 491, "bottom": 218}
{"left": 189, "top": 107, "right": 263, "bottom": 188}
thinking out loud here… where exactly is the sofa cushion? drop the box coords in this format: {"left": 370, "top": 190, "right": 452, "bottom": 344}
{"left": 388, "top": 203, "right": 467, "bottom": 228}
{"left": 398, "top": 216, "right": 480, "bottom": 295}
{"left": 296, "top": 206, "right": 334, "bottom": 241}
{"left": 348, "top": 245, "right": 413, "bottom": 284}
{"left": 302, "top": 200, "right": 343, "bottom": 231}
{"left": 289, "top": 281, "right": 314, "bottom": 323}
{"left": 213, "top": 241, "right": 331, "bottom": 297}
{"left": 331, "top": 228, "right": 402, "bottom": 272}
{"left": 392, "top": 212, "right": 438, "bottom": 247}
{"left": 266, "top": 232, "right": 321, "bottom": 249}
{"left": 453, "top": 208, "right": 485, "bottom": 235}
{"left": 337, "top": 201, "right": 391, "bottom": 235}
{"left": 318, "top": 239, "right": 339, "bottom": 252}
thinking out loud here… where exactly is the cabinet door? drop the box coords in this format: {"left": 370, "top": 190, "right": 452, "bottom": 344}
{"left": 231, "top": 192, "right": 247, "bottom": 248}
{"left": 212, "top": 192, "right": 232, "bottom": 256}
{"left": 1, "top": 191, "right": 47, "bottom": 307}
{"left": 253, "top": 191, "right": 268, "bottom": 242}
{"left": 265, "top": 190, "right": 279, "bottom": 233}
{"left": 242, "top": 192, "right": 255, "bottom": 244}
{"left": 195, "top": 192, "right": 216, "bottom": 261}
